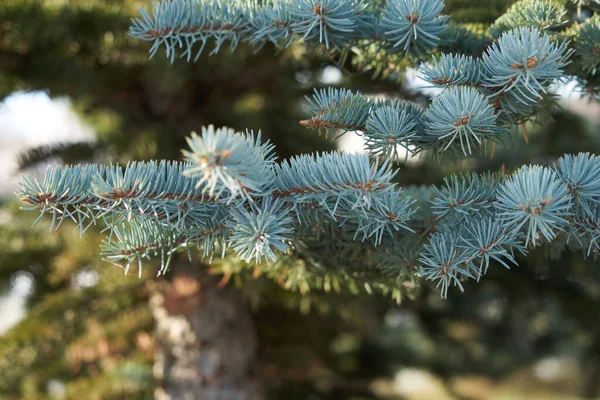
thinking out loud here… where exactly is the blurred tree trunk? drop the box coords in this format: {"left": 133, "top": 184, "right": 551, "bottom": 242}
{"left": 150, "top": 264, "right": 262, "bottom": 400}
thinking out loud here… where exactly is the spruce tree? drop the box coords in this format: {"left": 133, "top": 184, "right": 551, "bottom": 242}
{"left": 19, "top": 0, "right": 600, "bottom": 297}
{"left": 5, "top": 0, "right": 600, "bottom": 398}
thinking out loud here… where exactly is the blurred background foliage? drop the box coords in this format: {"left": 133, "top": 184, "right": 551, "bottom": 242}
{"left": 1, "top": 0, "right": 600, "bottom": 399}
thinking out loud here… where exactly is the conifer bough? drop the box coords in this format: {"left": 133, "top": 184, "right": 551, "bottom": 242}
{"left": 19, "top": 0, "right": 600, "bottom": 299}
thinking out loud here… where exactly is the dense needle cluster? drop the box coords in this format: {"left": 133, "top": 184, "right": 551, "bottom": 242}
{"left": 19, "top": 0, "right": 600, "bottom": 299}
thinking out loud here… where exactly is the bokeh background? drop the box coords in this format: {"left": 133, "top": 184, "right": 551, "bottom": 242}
{"left": 1, "top": 0, "right": 600, "bottom": 399}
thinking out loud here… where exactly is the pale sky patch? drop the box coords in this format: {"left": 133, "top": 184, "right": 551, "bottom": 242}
{"left": 0, "top": 91, "right": 95, "bottom": 198}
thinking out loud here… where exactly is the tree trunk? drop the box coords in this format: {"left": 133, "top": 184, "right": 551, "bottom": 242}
{"left": 150, "top": 264, "right": 263, "bottom": 400}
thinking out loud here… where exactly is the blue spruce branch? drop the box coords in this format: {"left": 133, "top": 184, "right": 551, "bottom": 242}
{"left": 18, "top": 0, "right": 600, "bottom": 300}
{"left": 18, "top": 121, "right": 600, "bottom": 299}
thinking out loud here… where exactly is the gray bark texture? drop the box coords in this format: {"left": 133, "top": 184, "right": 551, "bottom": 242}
{"left": 150, "top": 265, "right": 263, "bottom": 400}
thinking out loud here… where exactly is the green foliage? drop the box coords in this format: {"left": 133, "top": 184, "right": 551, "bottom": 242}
{"left": 0, "top": 208, "right": 154, "bottom": 399}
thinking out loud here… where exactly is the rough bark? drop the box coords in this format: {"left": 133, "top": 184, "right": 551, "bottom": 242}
{"left": 150, "top": 265, "right": 262, "bottom": 400}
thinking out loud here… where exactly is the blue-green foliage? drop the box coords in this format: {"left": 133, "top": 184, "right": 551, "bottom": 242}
{"left": 130, "top": 0, "right": 598, "bottom": 102}
{"left": 302, "top": 87, "right": 372, "bottom": 136}
{"left": 182, "top": 125, "right": 276, "bottom": 200}
{"left": 419, "top": 154, "right": 600, "bottom": 296}
{"left": 423, "top": 86, "right": 504, "bottom": 156}
{"left": 19, "top": 127, "right": 417, "bottom": 286}
{"left": 289, "top": 0, "right": 366, "bottom": 49}
{"left": 420, "top": 216, "right": 525, "bottom": 297}
{"left": 430, "top": 172, "right": 499, "bottom": 219}
{"left": 250, "top": 0, "right": 295, "bottom": 47}
{"left": 301, "top": 88, "right": 436, "bottom": 157}
{"left": 20, "top": 164, "right": 105, "bottom": 231}
{"left": 379, "top": 0, "right": 449, "bottom": 54}
{"left": 228, "top": 197, "right": 294, "bottom": 263}
{"left": 483, "top": 27, "right": 572, "bottom": 112}
{"left": 130, "top": 0, "right": 450, "bottom": 58}
{"left": 496, "top": 166, "right": 573, "bottom": 246}
{"left": 364, "top": 104, "right": 419, "bottom": 159}
{"left": 18, "top": 0, "right": 600, "bottom": 299}
{"left": 419, "top": 53, "right": 484, "bottom": 87}
{"left": 273, "top": 152, "right": 416, "bottom": 245}
{"left": 18, "top": 123, "right": 600, "bottom": 299}
{"left": 555, "top": 153, "right": 600, "bottom": 218}
{"left": 299, "top": 27, "right": 573, "bottom": 157}
{"left": 130, "top": 0, "right": 253, "bottom": 61}
{"left": 374, "top": 98, "right": 426, "bottom": 136}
